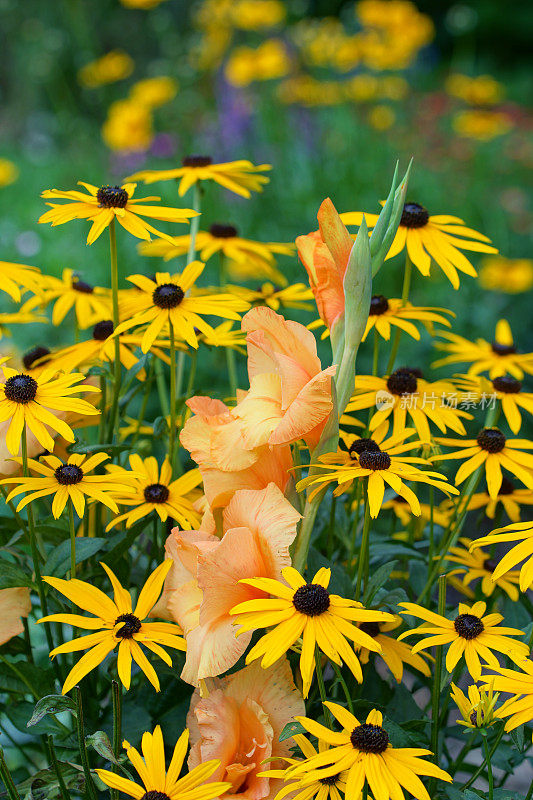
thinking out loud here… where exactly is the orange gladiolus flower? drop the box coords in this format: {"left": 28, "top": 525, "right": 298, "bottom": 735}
{"left": 296, "top": 197, "right": 353, "bottom": 337}
{"left": 187, "top": 659, "right": 304, "bottom": 800}
{"left": 151, "top": 484, "right": 300, "bottom": 685}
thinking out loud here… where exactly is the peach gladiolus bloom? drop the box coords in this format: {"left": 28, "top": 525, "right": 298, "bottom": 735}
{"left": 151, "top": 484, "right": 300, "bottom": 685}
{"left": 236, "top": 306, "right": 336, "bottom": 449}
{"left": 0, "top": 588, "right": 31, "bottom": 645}
{"left": 187, "top": 659, "right": 305, "bottom": 800}
{"left": 180, "top": 396, "right": 292, "bottom": 509}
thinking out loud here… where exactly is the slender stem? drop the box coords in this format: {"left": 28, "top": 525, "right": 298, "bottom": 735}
{"left": 108, "top": 219, "right": 122, "bottom": 443}
{"left": 355, "top": 491, "right": 371, "bottom": 601}
{"left": 0, "top": 748, "right": 21, "bottom": 800}
{"left": 372, "top": 327, "right": 380, "bottom": 376}
{"left": 331, "top": 661, "right": 354, "bottom": 713}
{"left": 293, "top": 494, "right": 321, "bottom": 573}
{"left": 386, "top": 253, "right": 412, "bottom": 375}
{"left": 314, "top": 644, "right": 333, "bottom": 727}
{"left": 111, "top": 680, "right": 122, "bottom": 800}
{"left": 462, "top": 722, "right": 505, "bottom": 789}
{"left": 483, "top": 734, "right": 494, "bottom": 800}
{"left": 48, "top": 736, "right": 70, "bottom": 800}
{"left": 176, "top": 183, "right": 202, "bottom": 399}
{"left": 219, "top": 252, "right": 238, "bottom": 396}
{"left": 154, "top": 358, "right": 170, "bottom": 417}
{"left": 68, "top": 500, "right": 76, "bottom": 579}
{"left": 427, "top": 486, "right": 435, "bottom": 582}
{"left": 129, "top": 357, "right": 155, "bottom": 451}
{"left": 75, "top": 686, "right": 98, "bottom": 800}
{"left": 326, "top": 493, "right": 337, "bottom": 559}
{"left": 98, "top": 374, "right": 107, "bottom": 443}
{"left": 430, "top": 575, "right": 446, "bottom": 793}
{"left": 169, "top": 320, "right": 177, "bottom": 467}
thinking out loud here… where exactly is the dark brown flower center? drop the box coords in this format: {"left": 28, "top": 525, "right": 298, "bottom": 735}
{"left": 292, "top": 583, "right": 330, "bottom": 616}
{"left": 497, "top": 477, "right": 515, "bottom": 495}
{"left": 144, "top": 483, "right": 170, "bottom": 504}
{"left": 97, "top": 185, "right": 128, "bottom": 209}
{"left": 319, "top": 775, "right": 341, "bottom": 786}
{"left": 4, "top": 374, "right": 38, "bottom": 404}
{"left": 491, "top": 342, "right": 517, "bottom": 356}
{"left": 152, "top": 283, "right": 185, "bottom": 309}
{"left": 210, "top": 223, "right": 238, "bottom": 239}
{"left": 54, "top": 464, "right": 84, "bottom": 485}
{"left": 22, "top": 346, "right": 50, "bottom": 370}
{"left": 92, "top": 320, "right": 114, "bottom": 341}
{"left": 386, "top": 368, "right": 418, "bottom": 396}
{"left": 476, "top": 428, "right": 506, "bottom": 453}
{"left": 359, "top": 621, "right": 381, "bottom": 637}
{"left": 392, "top": 494, "right": 408, "bottom": 503}
{"left": 72, "top": 279, "right": 94, "bottom": 294}
{"left": 454, "top": 613, "right": 484, "bottom": 639}
{"left": 141, "top": 793, "right": 171, "bottom": 800}
{"left": 369, "top": 295, "right": 389, "bottom": 315}
{"left": 492, "top": 376, "right": 521, "bottom": 394}
{"left": 349, "top": 438, "right": 381, "bottom": 460}
{"left": 182, "top": 155, "right": 212, "bottom": 167}
{"left": 115, "top": 613, "right": 142, "bottom": 639}
{"left": 358, "top": 450, "right": 391, "bottom": 471}
{"left": 350, "top": 723, "right": 389, "bottom": 753}
{"left": 400, "top": 202, "right": 429, "bottom": 228}
{"left": 483, "top": 558, "right": 498, "bottom": 573}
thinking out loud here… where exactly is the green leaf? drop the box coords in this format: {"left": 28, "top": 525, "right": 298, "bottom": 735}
{"left": 69, "top": 441, "right": 130, "bottom": 455}
{"left": 509, "top": 724, "right": 525, "bottom": 752}
{"left": 27, "top": 694, "right": 76, "bottom": 727}
{"left": 279, "top": 720, "right": 307, "bottom": 742}
{"left": 86, "top": 730, "right": 118, "bottom": 764}
{"left": 363, "top": 560, "right": 397, "bottom": 605}
{"left": 44, "top": 537, "right": 108, "bottom": 577}
{"left": 120, "top": 353, "right": 149, "bottom": 392}
{"left": 368, "top": 161, "right": 398, "bottom": 257}
{"left": 0, "top": 562, "right": 34, "bottom": 589}
{"left": 372, "top": 159, "right": 412, "bottom": 276}
{"left": 16, "top": 762, "right": 85, "bottom": 800}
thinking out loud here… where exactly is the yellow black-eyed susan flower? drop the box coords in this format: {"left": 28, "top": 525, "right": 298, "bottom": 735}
{"left": 105, "top": 455, "right": 202, "bottom": 530}
{"left": 470, "top": 521, "right": 533, "bottom": 592}
{"left": 451, "top": 682, "right": 499, "bottom": 730}
{"left": 0, "top": 452, "right": 137, "bottom": 518}
{"left": 287, "top": 703, "right": 452, "bottom": 800}
{"left": 346, "top": 368, "right": 471, "bottom": 443}
{"left": 226, "top": 282, "right": 314, "bottom": 311}
{"left": 341, "top": 203, "right": 498, "bottom": 289}
{"left": 0, "top": 311, "right": 46, "bottom": 340}
{"left": 128, "top": 156, "right": 271, "bottom": 197}
{"left": 114, "top": 265, "right": 249, "bottom": 351}
{"left": 20, "top": 269, "right": 111, "bottom": 329}
{"left": 432, "top": 319, "right": 533, "bottom": 379}
{"left": 455, "top": 373, "right": 533, "bottom": 433}
{"left": 298, "top": 427, "right": 458, "bottom": 518}
{"left": 381, "top": 494, "right": 452, "bottom": 528}
{"left": 0, "top": 261, "right": 45, "bottom": 303}
{"left": 39, "top": 182, "right": 197, "bottom": 245}
{"left": 139, "top": 226, "right": 294, "bottom": 285}
{"left": 444, "top": 537, "right": 522, "bottom": 601}
{"left": 361, "top": 295, "right": 454, "bottom": 342}
{"left": 38, "top": 560, "right": 186, "bottom": 693}
{"left": 399, "top": 601, "right": 529, "bottom": 681}
{"left": 0, "top": 362, "right": 100, "bottom": 455}
{"left": 483, "top": 662, "right": 533, "bottom": 732}
{"left": 354, "top": 614, "right": 431, "bottom": 682}
{"left": 433, "top": 428, "right": 533, "bottom": 499}
{"left": 230, "top": 566, "right": 394, "bottom": 697}
{"left": 464, "top": 478, "right": 533, "bottom": 522}
{"left": 259, "top": 735, "right": 348, "bottom": 800}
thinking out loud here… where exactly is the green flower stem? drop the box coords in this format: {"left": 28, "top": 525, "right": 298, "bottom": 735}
{"left": 154, "top": 358, "right": 170, "bottom": 417}
{"left": 462, "top": 722, "right": 506, "bottom": 790}
{"left": 176, "top": 182, "right": 201, "bottom": 399}
{"left": 68, "top": 500, "right": 76, "bottom": 579}
{"left": 314, "top": 644, "right": 333, "bottom": 727}
{"left": 21, "top": 429, "right": 60, "bottom": 680}
{"left": 47, "top": 735, "right": 70, "bottom": 800}
{"left": 355, "top": 491, "right": 371, "bottom": 601}
{"left": 292, "top": 493, "right": 322, "bottom": 573}
{"left": 111, "top": 680, "right": 122, "bottom": 800}
{"left": 427, "top": 486, "right": 435, "bottom": 581}
{"left": 372, "top": 327, "right": 380, "bottom": 375}
{"left": 169, "top": 319, "right": 177, "bottom": 467}
{"left": 483, "top": 734, "right": 494, "bottom": 800}
{"left": 0, "top": 747, "right": 21, "bottom": 800}
{"left": 129, "top": 357, "right": 155, "bottom": 451}
{"left": 219, "top": 252, "right": 238, "bottom": 397}
{"left": 326, "top": 493, "right": 337, "bottom": 559}
{"left": 386, "top": 252, "right": 412, "bottom": 375}
{"left": 98, "top": 374, "right": 107, "bottom": 444}
{"left": 75, "top": 686, "right": 98, "bottom": 800}
{"left": 107, "top": 219, "right": 122, "bottom": 443}
{"left": 429, "top": 574, "right": 446, "bottom": 794}
{"left": 331, "top": 661, "right": 354, "bottom": 714}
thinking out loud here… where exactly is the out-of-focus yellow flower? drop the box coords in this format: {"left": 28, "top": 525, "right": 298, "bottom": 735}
{"left": 225, "top": 39, "right": 291, "bottom": 87}
{"left": 356, "top": 1, "right": 434, "bottom": 70}
{"left": 102, "top": 99, "right": 153, "bottom": 152}
{"left": 0, "top": 159, "right": 19, "bottom": 188}
{"left": 378, "top": 75, "right": 409, "bottom": 100}
{"left": 277, "top": 76, "right": 344, "bottom": 107}
{"left": 368, "top": 104, "right": 396, "bottom": 130}
{"left": 451, "top": 682, "right": 499, "bottom": 730}
{"left": 130, "top": 76, "right": 178, "bottom": 108}
{"left": 479, "top": 256, "right": 533, "bottom": 294}
{"left": 344, "top": 74, "right": 378, "bottom": 102}
{"left": 446, "top": 73, "right": 504, "bottom": 106}
{"left": 453, "top": 110, "right": 513, "bottom": 141}
{"left": 231, "top": 0, "right": 286, "bottom": 30}
{"left": 78, "top": 50, "right": 134, "bottom": 88}
{"left": 120, "top": 0, "right": 168, "bottom": 7}
{"left": 228, "top": 283, "right": 314, "bottom": 312}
